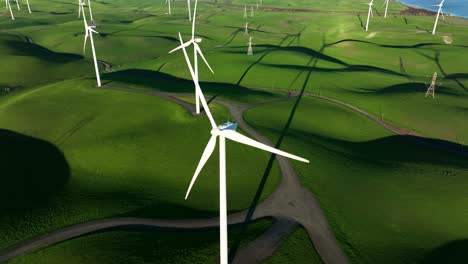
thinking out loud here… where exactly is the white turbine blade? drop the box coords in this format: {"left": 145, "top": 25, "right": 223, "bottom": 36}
{"left": 381, "top": 0, "right": 388, "bottom": 8}
{"left": 83, "top": 31, "right": 89, "bottom": 54}
{"left": 176, "top": 32, "right": 217, "bottom": 129}
{"left": 222, "top": 130, "right": 309, "bottom": 163}
{"left": 89, "top": 28, "right": 99, "bottom": 34}
{"left": 195, "top": 44, "right": 214, "bottom": 74}
{"left": 169, "top": 41, "right": 192, "bottom": 54}
{"left": 187, "top": 0, "right": 191, "bottom": 21}
{"left": 185, "top": 135, "right": 217, "bottom": 199}
{"left": 191, "top": 0, "right": 198, "bottom": 40}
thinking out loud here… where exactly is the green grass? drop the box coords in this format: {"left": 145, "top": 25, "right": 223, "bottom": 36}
{"left": 244, "top": 96, "right": 468, "bottom": 264}
{"left": 8, "top": 220, "right": 272, "bottom": 264}
{"left": 262, "top": 226, "right": 322, "bottom": 264}
{"left": 0, "top": 79, "right": 281, "bottom": 249}
{"left": 1, "top": 0, "right": 468, "bottom": 262}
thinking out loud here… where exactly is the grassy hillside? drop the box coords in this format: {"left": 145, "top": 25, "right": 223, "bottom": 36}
{"left": 0, "top": 79, "right": 281, "bottom": 249}
{"left": 244, "top": 96, "right": 468, "bottom": 264}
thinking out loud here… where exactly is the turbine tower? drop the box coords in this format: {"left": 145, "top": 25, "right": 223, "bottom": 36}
{"left": 187, "top": 0, "right": 191, "bottom": 21}
{"left": 169, "top": 0, "right": 213, "bottom": 115}
{"left": 365, "top": 0, "right": 374, "bottom": 31}
{"left": 25, "top": 0, "right": 31, "bottom": 13}
{"left": 78, "top": 0, "right": 84, "bottom": 18}
{"left": 425, "top": 72, "right": 438, "bottom": 98}
{"left": 165, "top": 0, "right": 171, "bottom": 15}
{"left": 6, "top": 0, "right": 15, "bottom": 20}
{"left": 382, "top": 0, "right": 389, "bottom": 18}
{"left": 81, "top": 2, "right": 101, "bottom": 87}
{"left": 247, "top": 36, "right": 253, "bottom": 56}
{"left": 87, "top": 0, "right": 93, "bottom": 21}
{"left": 170, "top": 3, "right": 310, "bottom": 264}
{"left": 431, "top": 0, "right": 445, "bottom": 35}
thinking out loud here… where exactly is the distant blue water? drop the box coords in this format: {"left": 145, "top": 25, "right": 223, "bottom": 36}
{"left": 398, "top": 0, "right": 468, "bottom": 18}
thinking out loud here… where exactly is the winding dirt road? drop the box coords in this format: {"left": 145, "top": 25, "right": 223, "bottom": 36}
{"left": 0, "top": 85, "right": 349, "bottom": 264}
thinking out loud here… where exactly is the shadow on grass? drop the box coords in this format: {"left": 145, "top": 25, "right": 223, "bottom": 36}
{"left": 359, "top": 82, "right": 462, "bottom": 96}
{"left": 102, "top": 69, "right": 281, "bottom": 102}
{"left": 421, "top": 239, "right": 468, "bottom": 264}
{"left": 0, "top": 129, "right": 70, "bottom": 209}
{"left": 228, "top": 38, "right": 321, "bottom": 262}
{"left": 5, "top": 40, "right": 82, "bottom": 63}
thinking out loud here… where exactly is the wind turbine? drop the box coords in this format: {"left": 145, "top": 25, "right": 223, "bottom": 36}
{"left": 165, "top": 0, "right": 171, "bottom": 15}
{"left": 431, "top": 0, "right": 445, "bottom": 35}
{"left": 169, "top": 0, "right": 213, "bottom": 114}
{"left": 171, "top": 3, "right": 309, "bottom": 263}
{"left": 365, "top": 0, "right": 374, "bottom": 31}
{"left": 81, "top": 2, "right": 101, "bottom": 87}
{"left": 78, "top": 0, "right": 84, "bottom": 18}
{"left": 175, "top": 29, "right": 309, "bottom": 264}
{"left": 87, "top": 0, "right": 93, "bottom": 21}
{"left": 187, "top": 0, "right": 191, "bottom": 21}
{"left": 6, "top": 0, "right": 14, "bottom": 20}
{"left": 247, "top": 36, "right": 253, "bottom": 56}
{"left": 382, "top": 0, "right": 389, "bottom": 18}
{"left": 25, "top": 0, "right": 31, "bottom": 13}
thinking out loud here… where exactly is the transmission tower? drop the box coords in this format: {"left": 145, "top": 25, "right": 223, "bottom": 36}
{"left": 425, "top": 72, "right": 437, "bottom": 98}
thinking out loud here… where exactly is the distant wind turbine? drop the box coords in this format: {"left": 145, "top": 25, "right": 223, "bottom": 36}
{"left": 187, "top": 0, "right": 191, "bottom": 21}
{"left": 247, "top": 36, "right": 253, "bottom": 55}
{"left": 6, "top": 0, "right": 15, "bottom": 20}
{"left": 81, "top": 2, "right": 101, "bottom": 87}
{"left": 365, "top": 0, "right": 374, "bottom": 31}
{"left": 165, "top": 0, "right": 171, "bottom": 15}
{"left": 78, "top": 0, "right": 84, "bottom": 18}
{"left": 25, "top": 0, "right": 31, "bottom": 13}
{"left": 169, "top": 0, "right": 213, "bottom": 115}
{"left": 87, "top": 0, "right": 93, "bottom": 21}
{"left": 382, "top": 0, "right": 389, "bottom": 18}
{"left": 431, "top": 0, "right": 445, "bottom": 35}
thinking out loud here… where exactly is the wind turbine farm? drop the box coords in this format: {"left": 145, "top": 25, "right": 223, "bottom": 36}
{"left": 0, "top": 0, "right": 468, "bottom": 264}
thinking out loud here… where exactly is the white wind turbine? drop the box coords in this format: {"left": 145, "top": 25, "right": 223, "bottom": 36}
{"left": 81, "top": 2, "right": 101, "bottom": 87}
{"left": 247, "top": 36, "right": 253, "bottom": 55}
{"left": 382, "top": 0, "right": 389, "bottom": 18}
{"left": 6, "top": 0, "right": 15, "bottom": 20}
{"left": 25, "top": 0, "right": 31, "bottom": 13}
{"left": 87, "top": 0, "right": 93, "bottom": 21}
{"left": 431, "top": 0, "right": 445, "bottom": 35}
{"left": 78, "top": 0, "right": 84, "bottom": 18}
{"left": 169, "top": 0, "right": 213, "bottom": 114}
{"left": 170, "top": 3, "right": 310, "bottom": 264}
{"left": 365, "top": 0, "right": 374, "bottom": 31}
{"left": 187, "top": 0, "right": 191, "bottom": 21}
{"left": 165, "top": 0, "right": 171, "bottom": 15}
{"left": 175, "top": 29, "right": 309, "bottom": 264}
